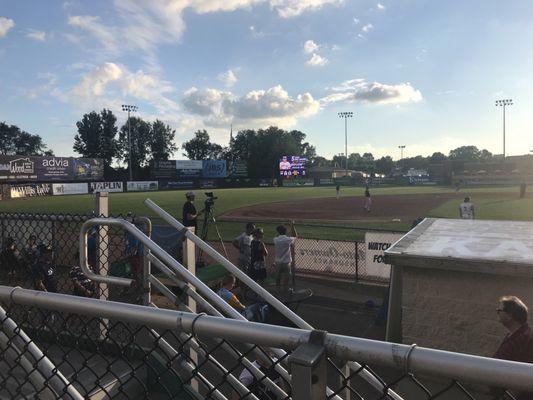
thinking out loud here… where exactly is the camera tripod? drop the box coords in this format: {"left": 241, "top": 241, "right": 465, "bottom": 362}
{"left": 198, "top": 204, "right": 228, "bottom": 263}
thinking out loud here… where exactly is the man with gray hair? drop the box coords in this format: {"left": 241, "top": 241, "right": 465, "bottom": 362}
{"left": 493, "top": 295, "right": 533, "bottom": 400}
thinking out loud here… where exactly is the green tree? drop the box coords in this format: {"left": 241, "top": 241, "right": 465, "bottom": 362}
{"left": 375, "top": 156, "right": 394, "bottom": 175}
{"left": 182, "top": 130, "right": 222, "bottom": 160}
{"left": 429, "top": 152, "right": 447, "bottom": 163}
{"left": 231, "top": 126, "right": 311, "bottom": 177}
{"left": 0, "top": 122, "right": 53, "bottom": 155}
{"left": 73, "top": 109, "right": 118, "bottom": 168}
{"left": 118, "top": 117, "right": 152, "bottom": 178}
{"left": 449, "top": 146, "right": 482, "bottom": 161}
{"left": 150, "top": 120, "right": 177, "bottom": 161}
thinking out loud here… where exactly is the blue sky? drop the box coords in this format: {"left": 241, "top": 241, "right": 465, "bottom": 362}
{"left": 1, "top": 0, "right": 533, "bottom": 160}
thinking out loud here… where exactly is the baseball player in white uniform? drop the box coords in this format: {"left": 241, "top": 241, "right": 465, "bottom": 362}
{"left": 459, "top": 197, "right": 475, "bottom": 219}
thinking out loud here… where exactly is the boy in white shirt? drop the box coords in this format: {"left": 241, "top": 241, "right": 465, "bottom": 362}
{"left": 273, "top": 221, "right": 297, "bottom": 292}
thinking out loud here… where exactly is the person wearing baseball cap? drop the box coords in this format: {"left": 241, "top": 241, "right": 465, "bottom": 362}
{"left": 32, "top": 244, "right": 58, "bottom": 293}
{"left": 182, "top": 191, "right": 201, "bottom": 232}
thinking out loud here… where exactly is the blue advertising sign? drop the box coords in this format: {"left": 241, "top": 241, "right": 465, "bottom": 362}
{"left": 202, "top": 160, "right": 227, "bottom": 178}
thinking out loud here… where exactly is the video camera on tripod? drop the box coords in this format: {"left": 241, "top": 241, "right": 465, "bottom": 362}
{"left": 203, "top": 192, "right": 218, "bottom": 213}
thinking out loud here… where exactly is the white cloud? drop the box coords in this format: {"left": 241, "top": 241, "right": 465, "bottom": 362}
{"left": 217, "top": 69, "right": 238, "bottom": 87}
{"left": 306, "top": 53, "right": 329, "bottom": 67}
{"left": 67, "top": 1, "right": 344, "bottom": 59}
{"left": 270, "top": 0, "right": 344, "bottom": 18}
{"left": 353, "top": 17, "right": 359, "bottom": 24}
{"left": 182, "top": 85, "right": 320, "bottom": 127}
{"left": 0, "top": 17, "right": 15, "bottom": 38}
{"left": 321, "top": 79, "right": 423, "bottom": 105}
{"left": 26, "top": 30, "right": 47, "bottom": 42}
{"left": 72, "top": 62, "right": 123, "bottom": 98}
{"left": 23, "top": 73, "right": 58, "bottom": 99}
{"left": 303, "top": 39, "right": 318, "bottom": 54}
{"left": 377, "top": 3, "right": 386, "bottom": 11}
{"left": 361, "top": 23, "right": 373, "bottom": 33}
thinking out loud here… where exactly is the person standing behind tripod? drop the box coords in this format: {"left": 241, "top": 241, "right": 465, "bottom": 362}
{"left": 249, "top": 228, "right": 268, "bottom": 284}
{"left": 182, "top": 191, "right": 201, "bottom": 232}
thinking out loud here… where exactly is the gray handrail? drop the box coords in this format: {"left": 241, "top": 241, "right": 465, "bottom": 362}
{"left": 2, "top": 286, "right": 533, "bottom": 393}
{"left": 78, "top": 216, "right": 151, "bottom": 287}
{"left": 143, "top": 198, "right": 398, "bottom": 399}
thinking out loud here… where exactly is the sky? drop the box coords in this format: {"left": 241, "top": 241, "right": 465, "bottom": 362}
{"left": 1, "top": 0, "right": 533, "bottom": 160}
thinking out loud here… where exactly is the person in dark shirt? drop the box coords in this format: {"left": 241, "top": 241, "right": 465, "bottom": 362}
{"left": 21, "top": 234, "right": 39, "bottom": 272}
{"left": 493, "top": 295, "right": 533, "bottom": 400}
{"left": 1, "top": 237, "right": 20, "bottom": 277}
{"left": 32, "top": 244, "right": 58, "bottom": 293}
{"left": 182, "top": 191, "right": 201, "bottom": 231}
{"left": 249, "top": 228, "right": 268, "bottom": 284}
{"left": 364, "top": 185, "right": 372, "bottom": 212}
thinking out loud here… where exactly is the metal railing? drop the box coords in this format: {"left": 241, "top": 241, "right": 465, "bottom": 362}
{"left": 1, "top": 286, "right": 532, "bottom": 399}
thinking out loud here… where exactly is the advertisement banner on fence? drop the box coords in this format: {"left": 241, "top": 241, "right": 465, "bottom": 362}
{"left": 364, "top": 232, "right": 403, "bottom": 279}
{"left": 52, "top": 183, "right": 89, "bottom": 196}
{"left": 176, "top": 160, "right": 203, "bottom": 178}
{"left": 282, "top": 179, "right": 314, "bottom": 187}
{"left": 0, "top": 155, "right": 103, "bottom": 181}
{"left": 10, "top": 183, "right": 52, "bottom": 198}
{"left": 200, "top": 180, "right": 217, "bottom": 189}
{"left": 89, "top": 181, "right": 123, "bottom": 193}
{"left": 152, "top": 160, "right": 178, "bottom": 179}
{"left": 202, "top": 160, "right": 227, "bottom": 178}
{"left": 228, "top": 160, "right": 248, "bottom": 177}
{"left": 295, "top": 238, "right": 362, "bottom": 277}
{"left": 126, "top": 181, "right": 159, "bottom": 191}
{"left": 160, "top": 181, "right": 195, "bottom": 190}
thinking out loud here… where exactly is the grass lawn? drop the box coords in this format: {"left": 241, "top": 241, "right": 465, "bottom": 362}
{"left": 0, "top": 184, "right": 528, "bottom": 241}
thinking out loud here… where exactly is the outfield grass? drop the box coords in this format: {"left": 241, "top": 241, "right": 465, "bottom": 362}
{"left": 0, "top": 184, "right": 527, "bottom": 240}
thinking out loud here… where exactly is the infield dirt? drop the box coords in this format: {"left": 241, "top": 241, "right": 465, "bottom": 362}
{"left": 221, "top": 192, "right": 513, "bottom": 223}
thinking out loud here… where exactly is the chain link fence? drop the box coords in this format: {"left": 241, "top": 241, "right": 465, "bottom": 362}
{"left": 0, "top": 287, "right": 529, "bottom": 400}
{"left": 0, "top": 212, "right": 148, "bottom": 304}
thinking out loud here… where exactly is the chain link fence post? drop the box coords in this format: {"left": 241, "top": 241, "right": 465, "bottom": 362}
{"left": 288, "top": 330, "right": 327, "bottom": 400}
{"left": 95, "top": 192, "right": 109, "bottom": 341}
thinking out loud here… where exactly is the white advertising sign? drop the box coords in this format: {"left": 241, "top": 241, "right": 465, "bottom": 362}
{"left": 126, "top": 181, "right": 159, "bottom": 191}
{"left": 365, "top": 232, "right": 403, "bottom": 280}
{"left": 175, "top": 160, "right": 203, "bottom": 170}
{"left": 90, "top": 181, "right": 123, "bottom": 193}
{"left": 295, "top": 238, "right": 363, "bottom": 277}
{"left": 52, "top": 183, "right": 89, "bottom": 196}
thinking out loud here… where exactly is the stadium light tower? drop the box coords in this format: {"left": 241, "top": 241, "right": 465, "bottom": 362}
{"left": 495, "top": 99, "right": 513, "bottom": 158}
{"left": 338, "top": 112, "right": 353, "bottom": 177}
{"left": 122, "top": 104, "right": 138, "bottom": 181}
{"left": 398, "top": 145, "right": 406, "bottom": 160}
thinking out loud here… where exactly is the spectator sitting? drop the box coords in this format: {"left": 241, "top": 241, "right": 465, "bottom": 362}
{"left": 273, "top": 222, "right": 297, "bottom": 292}
{"left": 218, "top": 275, "right": 245, "bottom": 312}
{"left": 233, "top": 349, "right": 285, "bottom": 400}
{"left": 1, "top": 237, "right": 20, "bottom": 278}
{"left": 70, "top": 252, "right": 95, "bottom": 297}
{"left": 32, "top": 244, "right": 58, "bottom": 293}
{"left": 21, "top": 234, "right": 39, "bottom": 271}
{"left": 493, "top": 295, "right": 533, "bottom": 400}
{"left": 249, "top": 228, "right": 268, "bottom": 284}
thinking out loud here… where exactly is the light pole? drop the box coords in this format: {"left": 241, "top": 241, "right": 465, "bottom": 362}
{"left": 398, "top": 145, "right": 406, "bottom": 160}
{"left": 338, "top": 112, "right": 353, "bottom": 177}
{"left": 121, "top": 104, "right": 138, "bottom": 181}
{"left": 495, "top": 99, "right": 513, "bottom": 158}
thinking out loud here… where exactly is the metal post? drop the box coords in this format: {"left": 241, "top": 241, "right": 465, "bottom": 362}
{"left": 503, "top": 104, "right": 506, "bottom": 159}
{"left": 345, "top": 116, "right": 348, "bottom": 175}
{"left": 127, "top": 110, "right": 132, "bottom": 181}
{"left": 182, "top": 226, "right": 198, "bottom": 391}
{"left": 95, "top": 192, "right": 109, "bottom": 300}
{"left": 289, "top": 330, "right": 328, "bottom": 400}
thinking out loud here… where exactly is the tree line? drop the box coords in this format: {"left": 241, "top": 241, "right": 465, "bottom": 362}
{"left": 0, "top": 109, "right": 497, "bottom": 179}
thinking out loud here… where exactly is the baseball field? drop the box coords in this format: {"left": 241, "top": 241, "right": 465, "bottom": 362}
{"left": 0, "top": 184, "right": 531, "bottom": 241}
